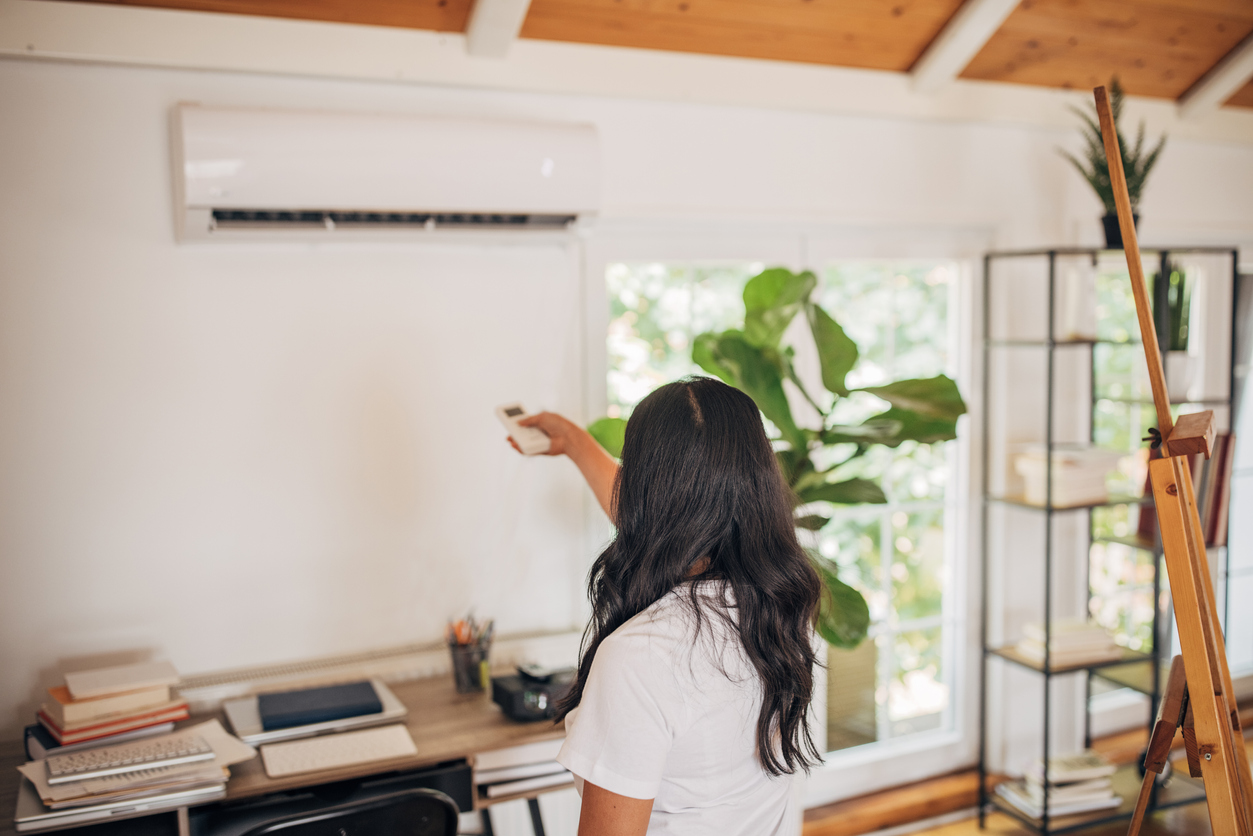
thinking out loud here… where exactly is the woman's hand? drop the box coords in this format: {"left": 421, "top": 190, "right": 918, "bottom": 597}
{"left": 508, "top": 411, "right": 619, "bottom": 519}
{"left": 509, "top": 412, "right": 578, "bottom": 457}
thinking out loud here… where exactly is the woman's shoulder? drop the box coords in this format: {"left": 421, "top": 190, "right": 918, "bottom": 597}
{"left": 601, "top": 581, "right": 744, "bottom": 668}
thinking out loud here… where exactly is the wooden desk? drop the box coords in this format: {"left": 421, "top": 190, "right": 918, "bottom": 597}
{"left": 2, "top": 675, "right": 566, "bottom": 834}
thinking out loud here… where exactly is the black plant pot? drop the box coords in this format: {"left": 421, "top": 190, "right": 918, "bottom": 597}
{"left": 1102, "top": 212, "right": 1139, "bottom": 249}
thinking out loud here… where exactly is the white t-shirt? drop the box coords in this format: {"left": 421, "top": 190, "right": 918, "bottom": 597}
{"left": 556, "top": 582, "right": 797, "bottom": 835}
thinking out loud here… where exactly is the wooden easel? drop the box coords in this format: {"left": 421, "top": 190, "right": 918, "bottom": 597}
{"left": 1092, "top": 85, "right": 1253, "bottom": 836}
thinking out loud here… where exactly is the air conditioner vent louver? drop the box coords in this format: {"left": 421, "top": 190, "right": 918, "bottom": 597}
{"left": 209, "top": 209, "right": 576, "bottom": 231}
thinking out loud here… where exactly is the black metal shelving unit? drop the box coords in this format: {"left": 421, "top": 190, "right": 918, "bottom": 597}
{"left": 977, "top": 246, "right": 1239, "bottom": 833}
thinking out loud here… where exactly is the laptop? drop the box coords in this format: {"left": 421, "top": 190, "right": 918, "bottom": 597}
{"left": 14, "top": 778, "right": 225, "bottom": 832}
{"left": 223, "top": 678, "right": 407, "bottom": 746}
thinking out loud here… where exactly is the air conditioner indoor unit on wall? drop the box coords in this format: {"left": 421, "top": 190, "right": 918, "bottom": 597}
{"left": 171, "top": 104, "right": 601, "bottom": 241}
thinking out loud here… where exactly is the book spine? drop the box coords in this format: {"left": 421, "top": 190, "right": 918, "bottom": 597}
{"left": 50, "top": 686, "right": 171, "bottom": 727}
{"left": 39, "top": 707, "right": 189, "bottom": 744}
{"left": 1213, "top": 434, "right": 1235, "bottom": 547}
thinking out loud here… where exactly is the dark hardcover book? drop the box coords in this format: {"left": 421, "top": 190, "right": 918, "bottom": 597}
{"left": 257, "top": 680, "right": 383, "bottom": 731}
{"left": 24, "top": 723, "right": 57, "bottom": 760}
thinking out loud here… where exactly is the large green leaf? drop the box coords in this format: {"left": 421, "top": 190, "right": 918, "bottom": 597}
{"left": 796, "top": 478, "right": 886, "bottom": 505}
{"left": 820, "top": 418, "right": 904, "bottom": 446}
{"left": 696, "top": 330, "right": 806, "bottom": 450}
{"left": 814, "top": 560, "right": 870, "bottom": 648}
{"left": 587, "top": 417, "right": 627, "bottom": 458}
{"left": 742, "top": 268, "right": 817, "bottom": 348}
{"left": 807, "top": 303, "right": 858, "bottom": 397}
{"left": 692, "top": 332, "right": 735, "bottom": 385}
{"left": 867, "top": 407, "right": 959, "bottom": 448}
{"left": 858, "top": 375, "right": 967, "bottom": 420}
{"left": 790, "top": 467, "right": 832, "bottom": 495}
{"left": 794, "top": 514, "right": 830, "bottom": 531}
{"left": 776, "top": 448, "right": 815, "bottom": 491}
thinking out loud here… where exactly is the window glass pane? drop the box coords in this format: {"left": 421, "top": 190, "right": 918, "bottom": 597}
{"left": 892, "top": 509, "right": 945, "bottom": 624}
{"left": 826, "top": 641, "right": 878, "bottom": 752}
{"left": 606, "top": 263, "right": 760, "bottom": 417}
{"left": 820, "top": 511, "right": 885, "bottom": 621}
{"left": 1089, "top": 586, "right": 1155, "bottom": 652}
{"left": 887, "top": 626, "right": 947, "bottom": 739}
{"left": 1094, "top": 258, "right": 1142, "bottom": 344}
{"left": 816, "top": 261, "right": 957, "bottom": 755}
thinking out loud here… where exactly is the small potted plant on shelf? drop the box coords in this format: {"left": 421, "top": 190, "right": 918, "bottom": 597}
{"left": 589, "top": 267, "right": 967, "bottom": 650}
{"left": 1060, "top": 77, "right": 1166, "bottom": 249}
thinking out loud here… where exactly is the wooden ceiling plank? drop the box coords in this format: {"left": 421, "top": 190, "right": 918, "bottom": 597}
{"left": 912, "top": 0, "right": 1020, "bottom": 93}
{"left": 960, "top": 0, "right": 1253, "bottom": 101}
{"left": 1179, "top": 30, "right": 1253, "bottom": 118}
{"left": 68, "top": 0, "right": 473, "bottom": 33}
{"left": 520, "top": 0, "right": 966, "bottom": 73}
{"left": 1228, "top": 79, "right": 1253, "bottom": 109}
{"left": 466, "top": 0, "right": 532, "bottom": 56}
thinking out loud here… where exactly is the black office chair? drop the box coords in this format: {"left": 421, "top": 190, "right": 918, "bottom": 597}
{"left": 239, "top": 788, "right": 459, "bottom": 836}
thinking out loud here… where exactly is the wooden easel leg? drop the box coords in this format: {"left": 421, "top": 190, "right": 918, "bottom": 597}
{"left": 1127, "top": 656, "right": 1189, "bottom": 836}
{"left": 1178, "top": 460, "right": 1253, "bottom": 828}
{"left": 1151, "top": 457, "right": 1248, "bottom": 835}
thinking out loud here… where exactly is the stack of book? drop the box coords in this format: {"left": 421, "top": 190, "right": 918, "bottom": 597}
{"left": 997, "top": 750, "right": 1121, "bottom": 819}
{"left": 15, "top": 719, "right": 256, "bottom": 831}
{"left": 473, "top": 738, "right": 573, "bottom": 802}
{"left": 25, "top": 661, "right": 187, "bottom": 760}
{"left": 1015, "top": 620, "right": 1123, "bottom": 668}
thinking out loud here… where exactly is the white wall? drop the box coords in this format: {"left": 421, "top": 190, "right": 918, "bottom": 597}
{"left": 2, "top": 17, "right": 1253, "bottom": 781}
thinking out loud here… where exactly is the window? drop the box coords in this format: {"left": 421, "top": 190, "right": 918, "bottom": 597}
{"left": 815, "top": 262, "right": 959, "bottom": 753}
{"left": 604, "top": 259, "right": 964, "bottom": 764}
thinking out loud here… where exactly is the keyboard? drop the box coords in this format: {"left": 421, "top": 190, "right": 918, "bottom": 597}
{"left": 45, "top": 734, "right": 214, "bottom": 785}
{"left": 260, "top": 725, "right": 417, "bottom": 778}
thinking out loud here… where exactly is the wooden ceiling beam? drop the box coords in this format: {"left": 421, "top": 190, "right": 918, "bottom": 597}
{"left": 912, "top": 0, "right": 1019, "bottom": 93}
{"left": 465, "top": 0, "right": 532, "bottom": 57}
{"left": 1179, "top": 31, "right": 1253, "bottom": 120}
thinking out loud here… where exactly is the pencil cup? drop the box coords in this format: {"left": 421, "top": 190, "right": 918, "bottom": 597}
{"left": 449, "top": 644, "right": 490, "bottom": 693}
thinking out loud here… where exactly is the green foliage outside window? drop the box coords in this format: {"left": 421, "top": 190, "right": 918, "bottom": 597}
{"left": 593, "top": 267, "right": 966, "bottom": 649}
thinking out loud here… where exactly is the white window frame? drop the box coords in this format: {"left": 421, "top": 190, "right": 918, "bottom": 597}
{"left": 580, "top": 221, "right": 991, "bottom": 807}
{"left": 802, "top": 233, "right": 984, "bottom": 806}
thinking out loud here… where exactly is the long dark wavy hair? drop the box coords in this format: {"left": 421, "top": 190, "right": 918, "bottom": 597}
{"left": 555, "top": 376, "right": 822, "bottom": 775}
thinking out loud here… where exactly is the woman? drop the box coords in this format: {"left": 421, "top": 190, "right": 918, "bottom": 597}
{"left": 512, "top": 377, "right": 821, "bottom": 836}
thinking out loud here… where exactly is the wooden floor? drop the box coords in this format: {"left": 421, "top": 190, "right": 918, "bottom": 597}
{"left": 914, "top": 802, "right": 1210, "bottom": 835}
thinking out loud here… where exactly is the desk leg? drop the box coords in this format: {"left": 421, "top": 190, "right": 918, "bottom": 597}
{"left": 527, "top": 798, "right": 546, "bottom": 836}
{"left": 177, "top": 806, "right": 190, "bottom": 836}
{"left": 480, "top": 808, "right": 494, "bottom": 836}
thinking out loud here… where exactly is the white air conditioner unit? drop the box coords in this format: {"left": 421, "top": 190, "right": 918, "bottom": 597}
{"left": 171, "top": 104, "right": 600, "bottom": 241}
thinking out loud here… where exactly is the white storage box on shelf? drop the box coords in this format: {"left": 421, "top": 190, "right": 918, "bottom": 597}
{"left": 1013, "top": 445, "right": 1124, "bottom": 507}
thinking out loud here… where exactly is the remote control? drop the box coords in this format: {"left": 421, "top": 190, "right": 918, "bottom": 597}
{"left": 496, "top": 403, "right": 551, "bottom": 456}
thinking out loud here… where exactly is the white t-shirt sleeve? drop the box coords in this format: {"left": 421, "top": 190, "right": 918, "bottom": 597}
{"left": 556, "top": 627, "right": 687, "bottom": 800}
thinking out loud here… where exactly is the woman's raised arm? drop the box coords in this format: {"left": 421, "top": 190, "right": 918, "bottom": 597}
{"left": 512, "top": 412, "right": 618, "bottom": 519}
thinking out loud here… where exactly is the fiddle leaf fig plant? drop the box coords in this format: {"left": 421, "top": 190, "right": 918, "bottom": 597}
{"left": 589, "top": 267, "right": 967, "bottom": 649}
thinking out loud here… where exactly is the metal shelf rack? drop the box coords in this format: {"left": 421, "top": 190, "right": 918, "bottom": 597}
{"left": 976, "top": 246, "right": 1239, "bottom": 833}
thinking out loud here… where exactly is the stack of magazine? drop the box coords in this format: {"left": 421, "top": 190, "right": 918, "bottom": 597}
{"left": 14, "top": 720, "right": 255, "bottom": 832}
{"left": 997, "top": 750, "right": 1121, "bottom": 820}
{"left": 1016, "top": 620, "right": 1123, "bottom": 668}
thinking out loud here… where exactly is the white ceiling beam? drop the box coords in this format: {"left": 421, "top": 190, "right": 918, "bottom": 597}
{"left": 465, "top": 0, "right": 532, "bottom": 58}
{"left": 911, "top": 0, "right": 1019, "bottom": 94}
{"left": 1178, "top": 32, "right": 1253, "bottom": 121}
